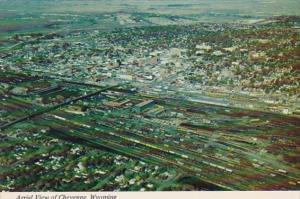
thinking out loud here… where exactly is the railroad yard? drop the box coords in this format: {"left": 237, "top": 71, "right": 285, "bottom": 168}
{"left": 0, "top": 2, "right": 300, "bottom": 191}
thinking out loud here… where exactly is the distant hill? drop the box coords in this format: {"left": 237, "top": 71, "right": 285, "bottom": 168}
{"left": 0, "top": 0, "right": 299, "bottom": 38}
{"left": 1, "top": 0, "right": 299, "bottom": 16}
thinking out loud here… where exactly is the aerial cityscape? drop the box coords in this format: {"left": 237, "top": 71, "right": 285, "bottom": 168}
{"left": 0, "top": 0, "right": 300, "bottom": 191}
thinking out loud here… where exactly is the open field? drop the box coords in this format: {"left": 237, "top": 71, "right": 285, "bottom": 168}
{"left": 1, "top": 0, "right": 300, "bottom": 16}
{"left": 1, "top": 0, "right": 300, "bottom": 38}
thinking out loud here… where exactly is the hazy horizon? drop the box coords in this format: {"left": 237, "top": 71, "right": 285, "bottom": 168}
{"left": 1, "top": 0, "right": 299, "bottom": 38}
{"left": 1, "top": 0, "right": 300, "bottom": 16}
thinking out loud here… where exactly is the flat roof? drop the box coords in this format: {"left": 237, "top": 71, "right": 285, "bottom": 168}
{"left": 136, "top": 100, "right": 155, "bottom": 108}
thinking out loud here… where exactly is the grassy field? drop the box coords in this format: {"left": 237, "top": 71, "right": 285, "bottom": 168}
{"left": 1, "top": 0, "right": 300, "bottom": 16}
{"left": 1, "top": 0, "right": 299, "bottom": 38}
